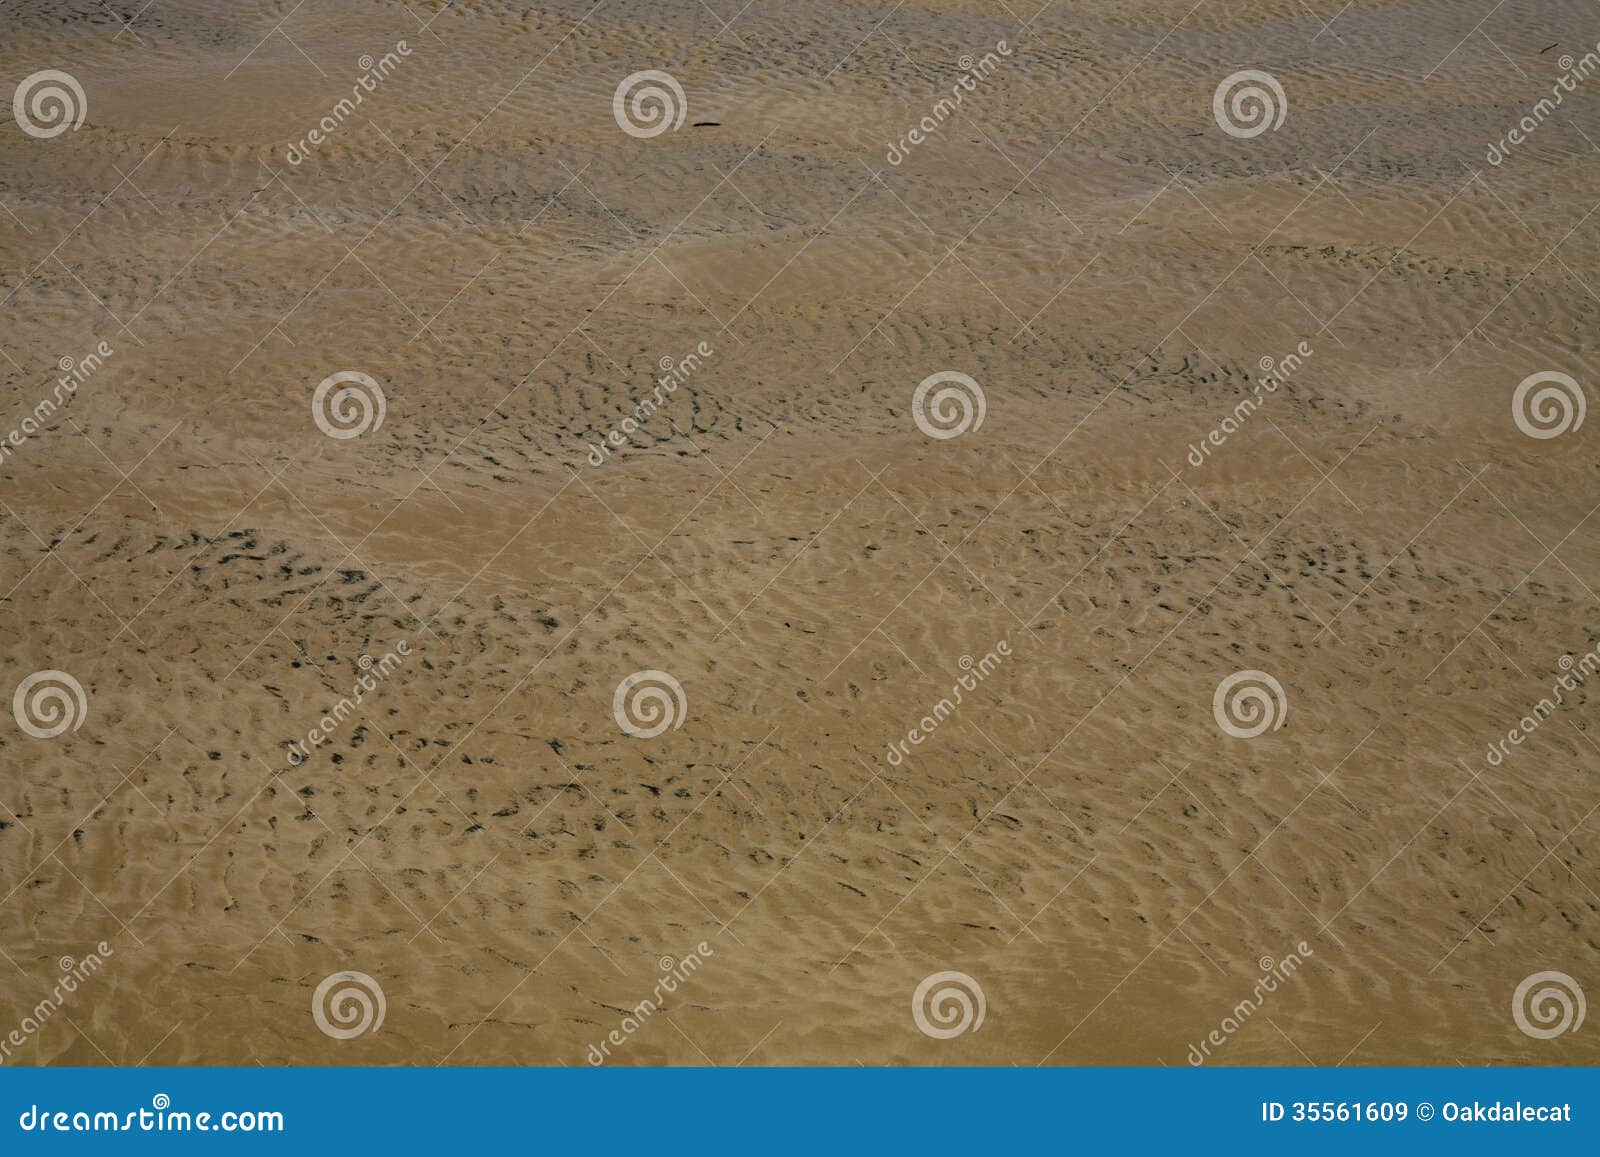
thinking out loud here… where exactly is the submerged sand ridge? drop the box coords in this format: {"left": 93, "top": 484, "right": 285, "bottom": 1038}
{"left": 0, "top": 0, "right": 1598, "bottom": 1065}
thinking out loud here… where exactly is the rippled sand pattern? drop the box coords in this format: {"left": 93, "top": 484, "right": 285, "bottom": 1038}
{"left": 1, "top": 0, "right": 1598, "bottom": 1065}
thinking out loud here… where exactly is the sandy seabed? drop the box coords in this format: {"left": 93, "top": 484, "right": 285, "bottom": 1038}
{"left": 1, "top": 0, "right": 1597, "bottom": 1066}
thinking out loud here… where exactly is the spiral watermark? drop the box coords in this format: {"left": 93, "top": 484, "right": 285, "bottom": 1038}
{"left": 1212, "top": 70, "right": 1287, "bottom": 139}
{"left": 13, "top": 70, "right": 86, "bottom": 139}
{"left": 312, "top": 370, "right": 387, "bottom": 439}
{"left": 1212, "top": 670, "right": 1287, "bottom": 738}
{"left": 1511, "top": 371, "right": 1585, "bottom": 439}
{"left": 911, "top": 971, "right": 985, "bottom": 1039}
{"left": 12, "top": 670, "right": 87, "bottom": 739}
{"left": 612, "top": 70, "right": 686, "bottom": 139}
{"left": 1512, "top": 970, "right": 1585, "bottom": 1040}
{"left": 612, "top": 669, "right": 687, "bottom": 738}
{"left": 311, "top": 971, "right": 386, "bottom": 1039}
{"left": 912, "top": 371, "right": 985, "bottom": 440}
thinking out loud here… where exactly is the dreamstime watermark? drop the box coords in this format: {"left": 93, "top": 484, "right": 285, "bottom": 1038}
{"left": 285, "top": 43, "right": 412, "bottom": 164}
{"left": 0, "top": 944, "right": 112, "bottom": 1065}
{"left": 1, "top": 340, "right": 112, "bottom": 468}
{"left": 1186, "top": 340, "right": 1312, "bottom": 467}
{"left": 12, "top": 670, "right": 87, "bottom": 739}
{"left": 886, "top": 42, "right": 1014, "bottom": 166}
{"left": 17, "top": 1096, "right": 284, "bottom": 1133}
{"left": 1186, "top": 941, "right": 1313, "bottom": 1063}
{"left": 912, "top": 371, "right": 986, "bottom": 439}
{"left": 12, "top": 70, "right": 86, "bottom": 139}
{"left": 1487, "top": 44, "right": 1600, "bottom": 166}
{"left": 585, "top": 341, "right": 713, "bottom": 466}
{"left": 612, "top": 669, "right": 687, "bottom": 738}
{"left": 585, "top": 944, "right": 713, "bottom": 1063}
{"left": 1484, "top": 642, "right": 1599, "bottom": 767}
{"left": 284, "top": 642, "right": 411, "bottom": 765}
{"left": 1511, "top": 370, "right": 1585, "bottom": 439}
{"left": 312, "top": 370, "right": 387, "bottom": 439}
{"left": 613, "top": 70, "right": 686, "bottom": 138}
{"left": 1212, "top": 670, "right": 1287, "bottom": 738}
{"left": 311, "top": 971, "right": 385, "bottom": 1039}
{"left": 1512, "top": 970, "right": 1585, "bottom": 1039}
{"left": 885, "top": 640, "right": 1010, "bottom": 766}
{"left": 1213, "top": 69, "right": 1287, "bottom": 139}
{"left": 911, "top": 971, "right": 985, "bottom": 1039}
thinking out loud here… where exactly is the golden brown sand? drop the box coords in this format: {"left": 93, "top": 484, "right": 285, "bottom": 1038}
{"left": 1, "top": 0, "right": 1597, "bottom": 1065}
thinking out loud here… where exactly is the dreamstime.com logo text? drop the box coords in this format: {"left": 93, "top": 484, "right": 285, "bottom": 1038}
{"left": 285, "top": 43, "right": 413, "bottom": 164}
{"left": 1186, "top": 940, "right": 1313, "bottom": 1064}
{"left": 887, "top": 42, "right": 1014, "bottom": 166}
{"left": 1488, "top": 43, "right": 1600, "bottom": 166}
{"left": 1484, "top": 642, "right": 1599, "bottom": 767}
{"left": 0, "top": 943, "right": 112, "bottom": 1065}
{"left": 586, "top": 944, "right": 713, "bottom": 1063}
{"left": 17, "top": 1095, "right": 283, "bottom": 1133}
{"left": 1187, "top": 340, "right": 1312, "bottom": 468}
{"left": 0, "top": 341, "right": 113, "bottom": 469}
{"left": 585, "top": 341, "right": 713, "bottom": 465}
{"left": 285, "top": 642, "right": 411, "bottom": 765}
{"left": 885, "top": 640, "right": 1010, "bottom": 766}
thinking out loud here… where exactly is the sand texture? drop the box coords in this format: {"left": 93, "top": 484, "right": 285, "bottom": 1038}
{"left": 1, "top": 0, "right": 1598, "bottom": 1065}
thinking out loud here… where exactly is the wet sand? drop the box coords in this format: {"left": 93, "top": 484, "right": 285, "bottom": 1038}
{"left": 1, "top": 0, "right": 1598, "bottom": 1065}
